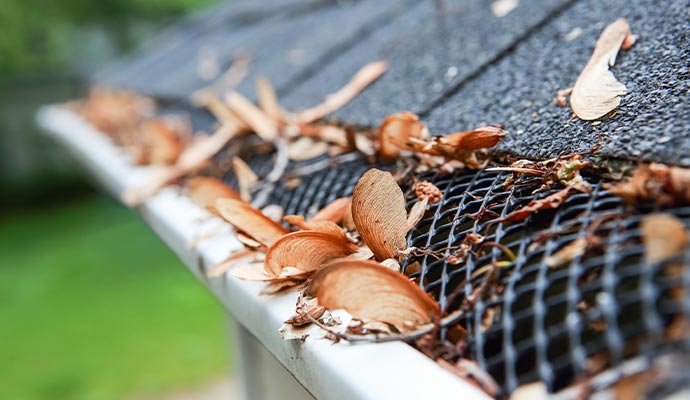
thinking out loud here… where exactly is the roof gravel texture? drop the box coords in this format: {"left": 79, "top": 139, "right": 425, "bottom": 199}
{"left": 96, "top": 0, "right": 689, "bottom": 167}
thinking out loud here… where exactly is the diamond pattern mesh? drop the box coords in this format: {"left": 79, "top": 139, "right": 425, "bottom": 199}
{"left": 219, "top": 151, "right": 689, "bottom": 393}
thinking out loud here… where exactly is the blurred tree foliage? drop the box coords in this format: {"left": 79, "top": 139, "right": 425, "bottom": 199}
{"left": 0, "top": 0, "right": 217, "bottom": 77}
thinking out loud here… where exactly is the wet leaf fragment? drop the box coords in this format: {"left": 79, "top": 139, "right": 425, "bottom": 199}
{"left": 570, "top": 18, "right": 636, "bottom": 120}
{"left": 352, "top": 169, "right": 409, "bottom": 260}
{"left": 307, "top": 260, "right": 440, "bottom": 331}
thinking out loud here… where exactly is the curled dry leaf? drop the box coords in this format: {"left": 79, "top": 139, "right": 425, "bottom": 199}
{"left": 503, "top": 182, "right": 592, "bottom": 222}
{"left": 379, "top": 112, "right": 427, "bottom": 161}
{"left": 232, "top": 156, "right": 258, "bottom": 202}
{"left": 136, "top": 118, "right": 185, "bottom": 165}
{"left": 605, "top": 163, "right": 690, "bottom": 207}
{"left": 186, "top": 176, "right": 241, "bottom": 213}
{"left": 640, "top": 213, "right": 688, "bottom": 264}
{"left": 311, "top": 197, "right": 351, "bottom": 223}
{"left": 430, "top": 126, "right": 506, "bottom": 154}
{"left": 342, "top": 198, "right": 356, "bottom": 231}
{"left": 264, "top": 230, "right": 357, "bottom": 276}
{"left": 297, "top": 123, "right": 349, "bottom": 147}
{"left": 225, "top": 91, "right": 278, "bottom": 141}
{"left": 215, "top": 198, "right": 289, "bottom": 247}
{"left": 298, "top": 60, "right": 388, "bottom": 123}
{"left": 121, "top": 123, "right": 241, "bottom": 205}
{"left": 352, "top": 169, "right": 408, "bottom": 260}
{"left": 283, "top": 215, "right": 348, "bottom": 240}
{"left": 570, "top": 18, "right": 635, "bottom": 120}
{"left": 307, "top": 260, "right": 440, "bottom": 331}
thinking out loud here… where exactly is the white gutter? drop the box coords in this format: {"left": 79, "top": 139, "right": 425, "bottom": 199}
{"left": 37, "top": 105, "right": 490, "bottom": 400}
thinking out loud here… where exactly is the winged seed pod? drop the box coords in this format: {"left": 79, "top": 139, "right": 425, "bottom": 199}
{"left": 186, "top": 177, "right": 241, "bottom": 213}
{"left": 215, "top": 198, "right": 289, "bottom": 247}
{"left": 307, "top": 260, "right": 440, "bottom": 331}
{"left": 570, "top": 18, "right": 635, "bottom": 120}
{"left": 352, "top": 169, "right": 408, "bottom": 261}
{"left": 264, "top": 230, "right": 358, "bottom": 277}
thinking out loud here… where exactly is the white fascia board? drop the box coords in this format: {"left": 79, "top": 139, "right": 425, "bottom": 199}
{"left": 37, "top": 105, "right": 490, "bottom": 400}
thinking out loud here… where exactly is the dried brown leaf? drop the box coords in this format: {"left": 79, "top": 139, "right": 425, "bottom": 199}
{"left": 215, "top": 198, "right": 289, "bottom": 247}
{"left": 256, "top": 77, "right": 283, "bottom": 121}
{"left": 312, "top": 197, "right": 351, "bottom": 224}
{"left": 187, "top": 176, "right": 241, "bottom": 213}
{"left": 342, "top": 197, "right": 356, "bottom": 231}
{"left": 503, "top": 182, "right": 592, "bottom": 222}
{"left": 121, "top": 123, "right": 240, "bottom": 205}
{"left": 225, "top": 91, "right": 278, "bottom": 140}
{"left": 605, "top": 163, "right": 690, "bottom": 206}
{"left": 406, "top": 197, "right": 429, "bottom": 233}
{"left": 232, "top": 156, "right": 258, "bottom": 202}
{"left": 570, "top": 18, "right": 635, "bottom": 120}
{"left": 640, "top": 213, "right": 688, "bottom": 264}
{"left": 264, "top": 230, "right": 358, "bottom": 276}
{"left": 298, "top": 61, "right": 388, "bottom": 123}
{"left": 297, "top": 123, "right": 349, "bottom": 147}
{"left": 191, "top": 91, "right": 249, "bottom": 129}
{"left": 232, "top": 263, "right": 311, "bottom": 282}
{"left": 379, "top": 112, "right": 427, "bottom": 161}
{"left": 352, "top": 169, "right": 408, "bottom": 260}
{"left": 283, "top": 214, "right": 347, "bottom": 240}
{"left": 306, "top": 259, "right": 440, "bottom": 331}
{"left": 287, "top": 137, "right": 329, "bottom": 161}
{"left": 509, "top": 382, "right": 548, "bottom": 400}
{"left": 137, "top": 118, "right": 185, "bottom": 165}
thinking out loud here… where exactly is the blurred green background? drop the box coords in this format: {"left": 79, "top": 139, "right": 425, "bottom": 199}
{"left": 0, "top": 1, "right": 237, "bottom": 399}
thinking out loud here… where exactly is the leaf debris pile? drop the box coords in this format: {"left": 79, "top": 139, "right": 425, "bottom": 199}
{"left": 66, "top": 20, "right": 690, "bottom": 398}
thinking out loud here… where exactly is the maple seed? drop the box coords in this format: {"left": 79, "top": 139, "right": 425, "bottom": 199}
{"left": 570, "top": 18, "right": 636, "bottom": 120}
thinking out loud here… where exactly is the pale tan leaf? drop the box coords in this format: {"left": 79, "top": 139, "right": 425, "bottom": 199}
{"left": 298, "top": 61, "right": 388, "bottom": 123}
{"left": 509, "top": 382, "right": 548, "bottom": 400}
{"left": 379, "top": 112, "right": 427, "bottom": 161}
{"left": 640, "top": 213, "right": 688, "bottom": 264}
{"left": 138, "top": 118, "right": 184, "bottom": 165}
{"left": 306, "top": 259, "right": 440, "bottom": 331}
{"left": 264, "top": 231, "right": 358, "bottom": 276}
{"left": 232, "top": 156, "right": 258, "bottom": 202}
{"left": 225, "top": 91, "right": 278, "bottom": 140}
{"left": 207, "top": 248, "right": 261, "bottom": 278}
{"left": 545, "top": 237, "right": 588, "bottom": 268}
{"left": 348, "top": 245, "right": 374, "bottom": 261}
{"left": 287, "top": 137, "right": 329, "bottom": 161}
{"left": 121, "top": 123, "right": 240, "bottom": 205}
{"left": 570, "top": 18, "right": 635, "bottom": 120}
{"left": 380, "top": 258, "right": 401, "bottom": 272}
{"left": 215, "top": 198, "right": 289, "bottom": 247}
{"left": 191, "top": 91, "right": 249, "bottom": 129}
{"left": 187, "top": 176, "right": 241, "bottom": 213}
{"left": 297, "top": 123, "right": 349, "bottom": 147}
{"left": 352, "top": 169, "right": 408, "bottom": 260}
{"left": 406, "top": 197, "right": 429, "bottom": 233}
{"left": 256, "top": 77, "right": 283, "bottom": 121}
{"left": 231, "top": 263, "right": 311, "bottom": 282}
{"left": 312, "top": 197, "right": 351, "bottom": 223}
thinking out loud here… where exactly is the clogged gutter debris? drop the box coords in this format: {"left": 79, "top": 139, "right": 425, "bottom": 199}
{"left": 67, "top": 15, "right": 690, "bottom": 398}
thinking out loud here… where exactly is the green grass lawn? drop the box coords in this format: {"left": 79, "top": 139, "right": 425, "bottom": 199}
{"left": 0, "top": 194, "right": 231, "bottom": 400}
